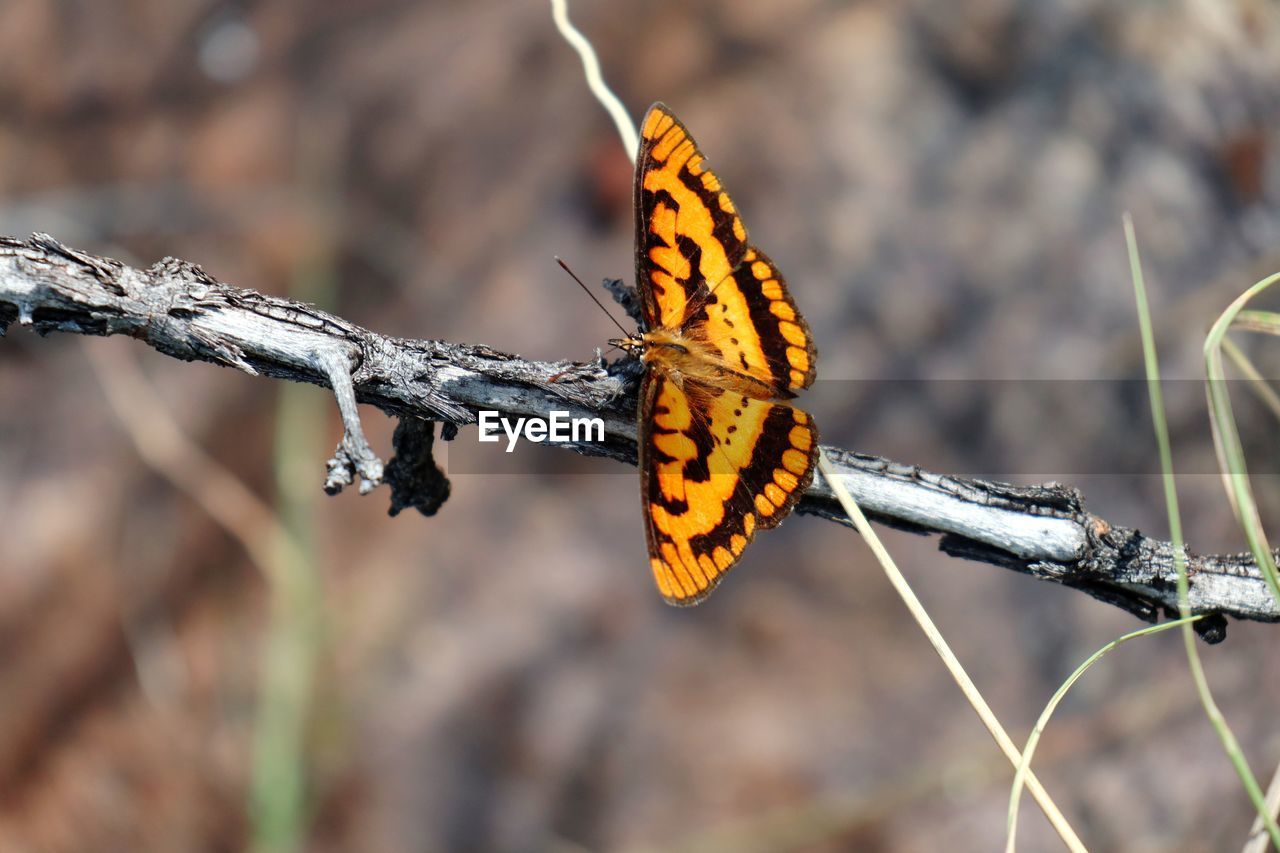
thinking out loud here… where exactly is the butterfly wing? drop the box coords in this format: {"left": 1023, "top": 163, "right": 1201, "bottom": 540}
{"left": 635, "top": 103, "right": 816, "bottom": 396}
{"left": 639, "top": 370, "right": 818, "bottom": 605}
{"left": 692, "top": 246, "right": 817, "bottom": 395}
{"left": 634, "top": 103, "right": 749, "bottom": 334}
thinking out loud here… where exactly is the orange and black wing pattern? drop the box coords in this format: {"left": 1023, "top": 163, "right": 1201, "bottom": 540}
{"left": 635, "top": 103, "right": 816, "bottom": 396}
{"left": 633, "top": 102, "right": 819, "bottom": 605}
{"left": 696, "top": 245, "right": 817, "bottom": 396}
{"left": 634, "top": 103, "right": 749, "bottom": 334}
{"left": 639, "top": 373, "right": 817, "bottom": 605}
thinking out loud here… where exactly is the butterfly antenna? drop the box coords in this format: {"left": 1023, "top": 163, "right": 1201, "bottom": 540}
{"left": 556, "top": 257, "right": 630, "bottom": 337}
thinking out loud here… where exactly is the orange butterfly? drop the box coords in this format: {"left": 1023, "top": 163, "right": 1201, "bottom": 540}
{"left": 612, "top": 103, "right": 819, "bottom": 605}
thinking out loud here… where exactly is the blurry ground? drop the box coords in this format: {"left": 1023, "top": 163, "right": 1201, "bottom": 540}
{"left": 1, "top": 1, "right": 1279, "bottom": 851}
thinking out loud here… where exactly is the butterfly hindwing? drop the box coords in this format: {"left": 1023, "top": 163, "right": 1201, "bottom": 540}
{"left": 639, "top": 371, "right": 819, "bottom": 605}
{"left": 634, "top": 103, "right": 749, "bottom": 333}
{"left": 687, "top": 246, "right": 817, "bottom": 397}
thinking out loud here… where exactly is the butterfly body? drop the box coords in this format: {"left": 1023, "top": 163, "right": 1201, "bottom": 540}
{"left": 612, "top": 329, "right": 781, "bottom": 400}
{"left": 627, "top": 103, "right": 819, "bottom": 606}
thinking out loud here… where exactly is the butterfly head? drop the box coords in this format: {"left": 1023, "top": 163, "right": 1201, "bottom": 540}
{"left": 610, "top": 332, "right": 694, "bottom": 361}
{"left": 609, "top": 334, "right": 647, "bottom": 357}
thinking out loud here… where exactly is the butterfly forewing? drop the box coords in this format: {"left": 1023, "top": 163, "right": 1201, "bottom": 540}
{"left": 634, "top": 103, "right": 750, "bottom": 333}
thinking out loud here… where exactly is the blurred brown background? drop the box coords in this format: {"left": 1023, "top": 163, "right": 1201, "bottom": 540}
{"left": 1, "top": 1, "right": 1279, "bottom": 851}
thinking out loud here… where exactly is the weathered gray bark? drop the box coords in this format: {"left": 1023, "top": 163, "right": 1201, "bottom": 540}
{"left": 2, "top": 233, "right": 1275, "bottom": 640}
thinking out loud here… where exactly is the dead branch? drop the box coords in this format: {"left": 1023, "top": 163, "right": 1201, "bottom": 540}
{"left": 2, "top": 233, "right": 1275, "bottom": 641}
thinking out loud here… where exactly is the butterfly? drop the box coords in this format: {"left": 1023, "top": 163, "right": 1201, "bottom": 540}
{"left": 611, "top": 103, "right": 819, "bottom": 605}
